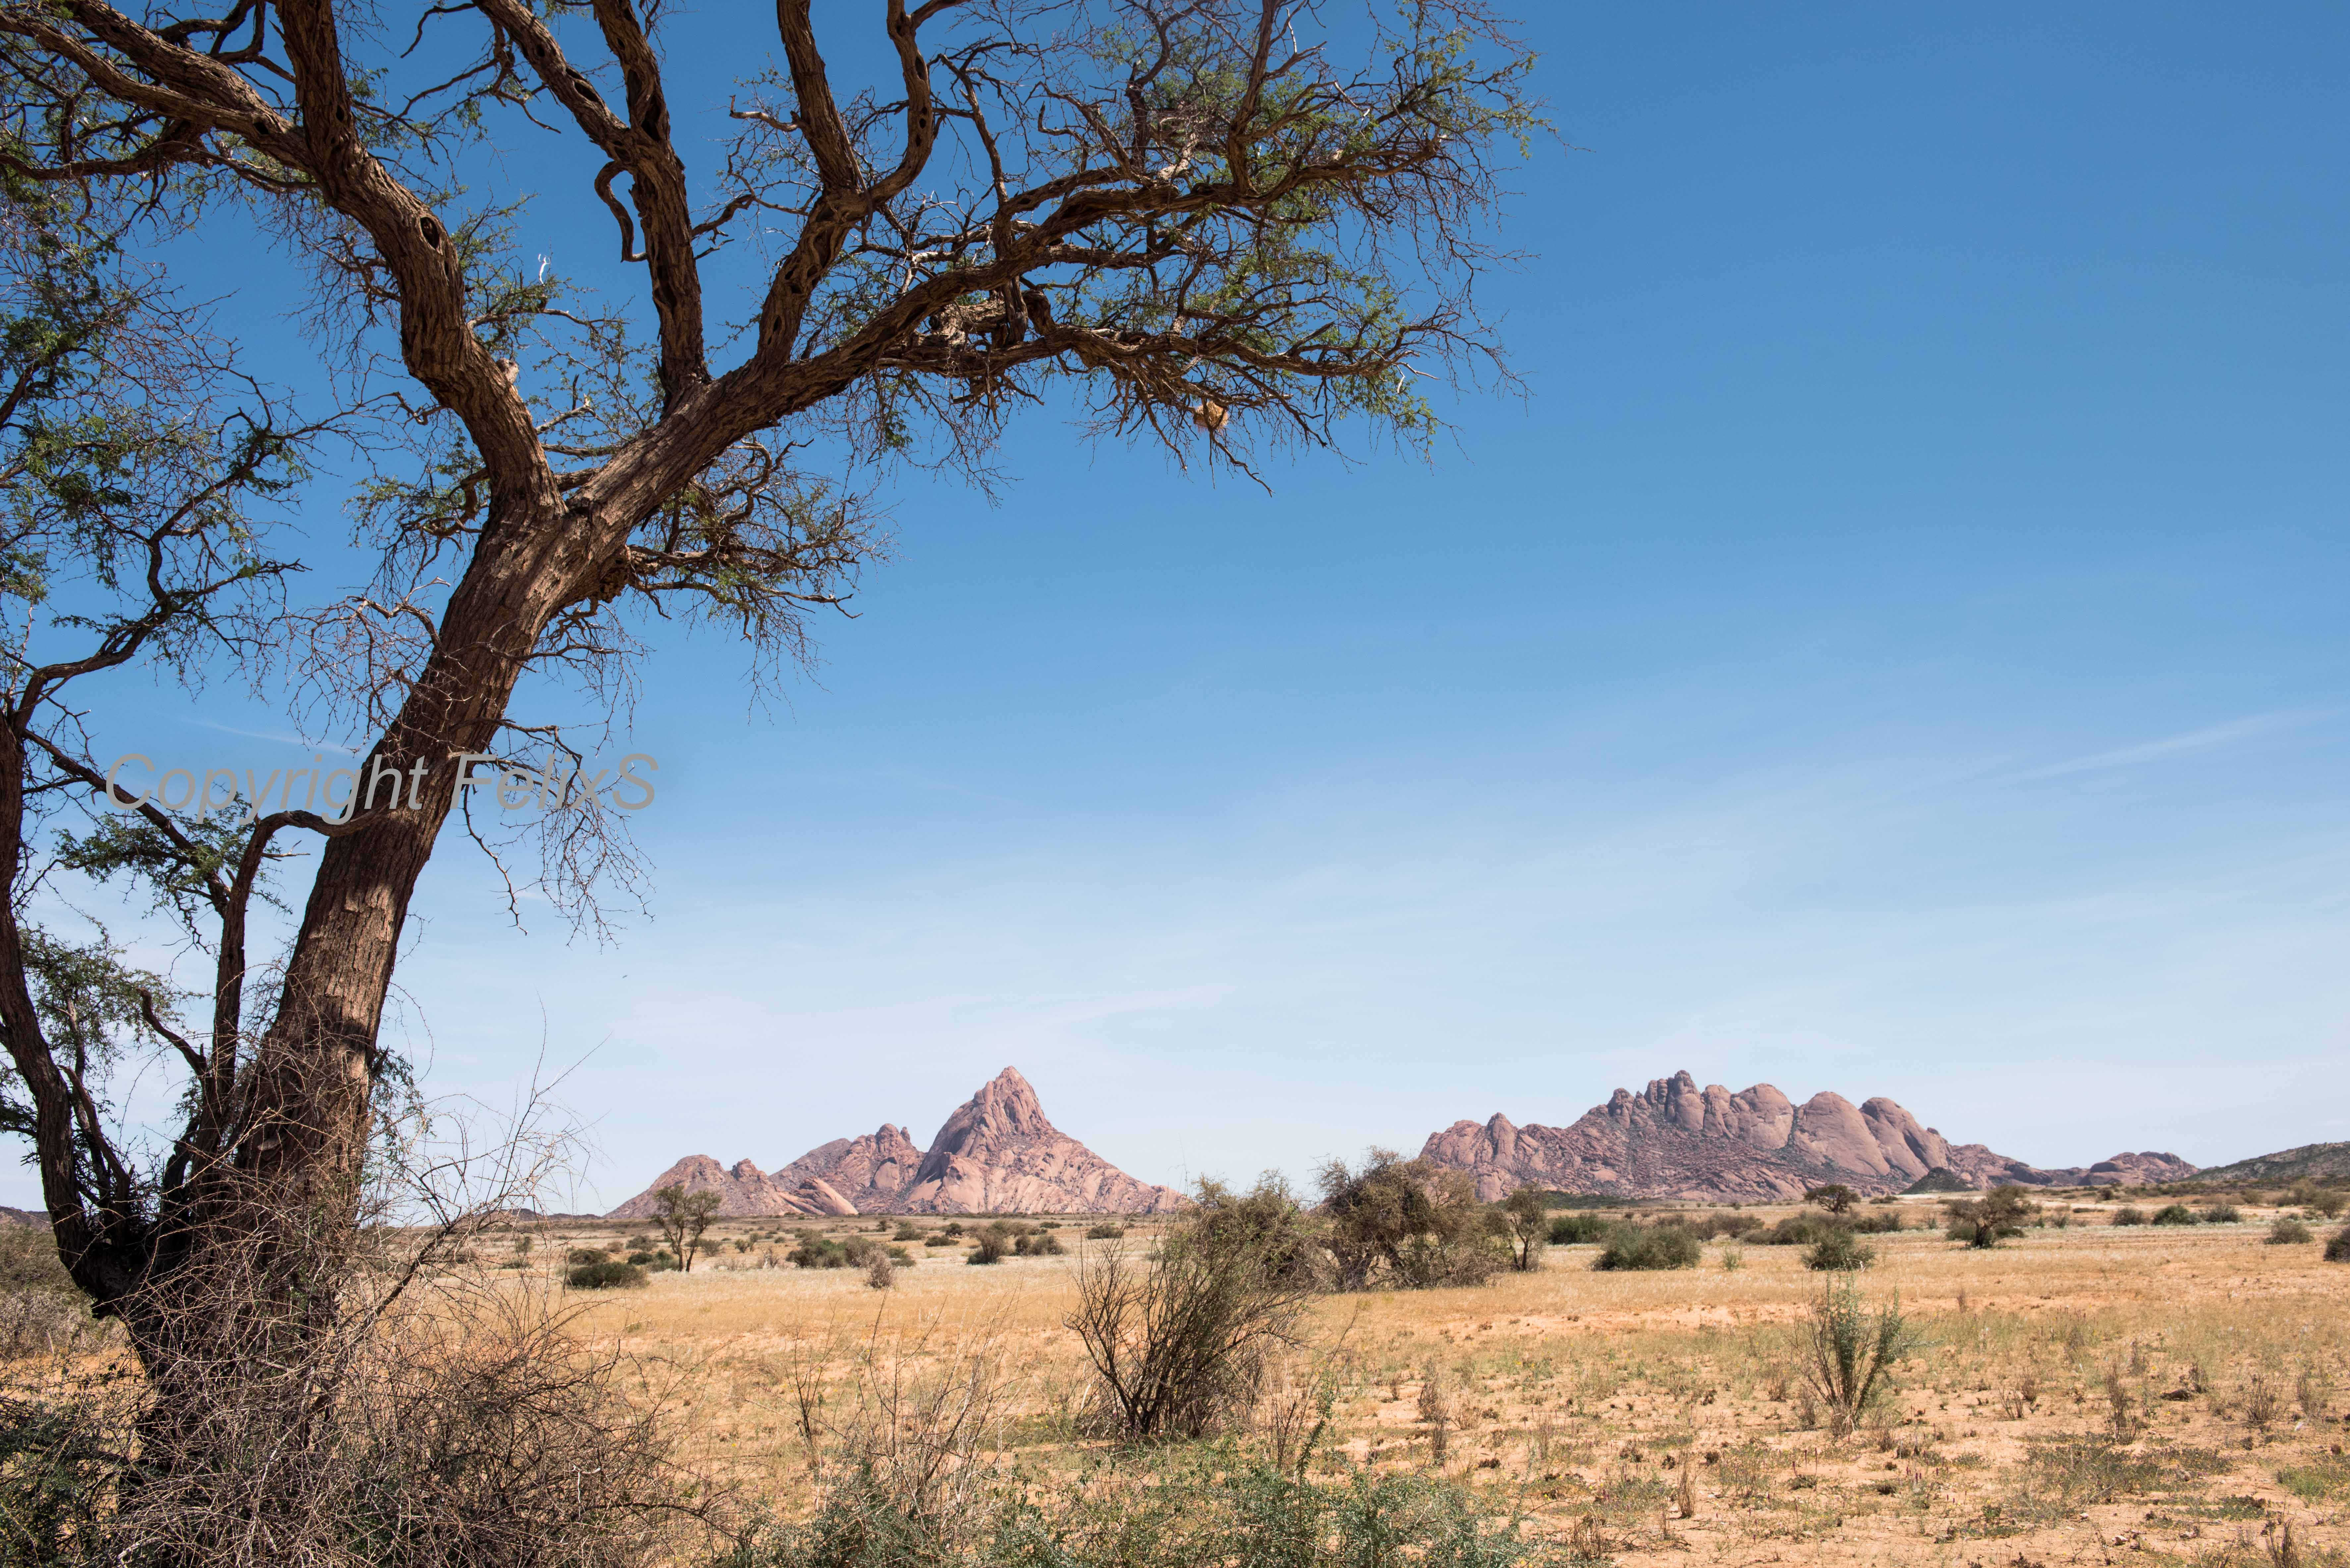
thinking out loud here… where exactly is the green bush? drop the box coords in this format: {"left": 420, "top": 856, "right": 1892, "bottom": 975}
{"left": 2325, "top": 1226, "right": 2350, "bottom": 1264}
{"left": 1592, "top": 1224, "right": 1701, "bottom": 1271}
{"left": 789, "top": 1237, "right": 848, "bottom": 1269}
{"left": 719, "top": 1455, "right": 1551, "bottom": 1568}
{"left": 1944, "top": 1187, "right": 2037, "bottom": 1247}
{"left": 564, "top": 1260, "right": 646, "bottom": 1289}
{"left": 967, "top": 1226, "right": 1008, "bottom": 1265}
{"left": 2111, "top": 1206, "right": 2147, "bottom": 1226}
{"left": 1803, "top": 1228, "right": 1874, "bottom": 1271}
{"left": 2201, "top": 1204, "right": 2241, "bottom": 1224}
{"left": 2150, "top": 1204, "right": 2198, "bottom": 1226}
{"left": 1548, "top": 1212, "right": 1612, "bottom": 1245}
{"left": 2267, "top": 1218, "right": 2314, "bottom": 1245}
{"left": 1012, "top": 1230, "right": 1065, "bottom": 1257}
{"left": 792, "top": 1235, "right": 891, "bottom": 1270}
{"left": 1085, "top": 1222, "right": 1126, "bottom": 1240}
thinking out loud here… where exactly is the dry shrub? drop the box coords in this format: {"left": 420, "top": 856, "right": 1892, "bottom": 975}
{"left": 1318, "top": 1152, "right": 1502, "bottom": 1289}
{"left": 1800, "top": 1279, "right": 1919, "bottom": 1439}
{"left": 0, "top": 1100, "right": 707, "bottom": 1567}
{"left": 816, "top": 1314, "right": 1023, "bottom": 1533}
{"left": 1417, "top": 1366, "right": 1454, "bottom": 1461}
{"left": 0, "top": 1227, "right": 95, "bottom": 1363}
{"left": 2240, "top": 1375, "right": 2281, "bottom": 1430}
{"left": 2104, "top": 1368, "right": 2136, "bottom": 1438}
{"left": 1253, "top": 1342, "right": 1344, "bottom": 1478}
{"left": 1068, "top": 1179, "right": 1315, "bottom": 1440}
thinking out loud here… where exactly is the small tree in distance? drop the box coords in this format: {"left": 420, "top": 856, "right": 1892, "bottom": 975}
{"left": 1501, "top": 1186, "right": 1551, "bottom": 1272}
{"left": 1804, "top": 1184, "right": 1857, "bottom": 1215}
{"left": 1944, "top": 1186, "right": 2035, "bottom": 1249}
{"left": 651, "top": 1185, "right": 722, "bottom": 1273}
{"left": 1319, "top": 1150, "right": 1502, "bottom": 1290}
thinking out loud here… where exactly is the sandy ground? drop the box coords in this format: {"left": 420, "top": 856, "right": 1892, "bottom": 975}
{"left": 519, "top": 1196, "right": 2349, "bottom": 1566}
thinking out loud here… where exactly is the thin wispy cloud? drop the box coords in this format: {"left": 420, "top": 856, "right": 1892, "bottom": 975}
{"left": 177, "top": 716, "right": 357, "bottom": 751}
{"left": 2012, "top": 710, "right": 2336, "bottom": 782}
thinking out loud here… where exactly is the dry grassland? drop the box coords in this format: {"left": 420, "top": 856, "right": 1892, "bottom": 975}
{"left": 521, "top": 1197, "right": 2350, "bottom": 1567}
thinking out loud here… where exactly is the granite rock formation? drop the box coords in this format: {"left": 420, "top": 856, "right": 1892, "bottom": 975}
{"left": 893, "top": 1068, "right": 1188, "bottom": 1215}
{"left": 603, "top": 1154, "right": 844, "bottom": 1221}
{"left": 607, "top": 1068, "right": 1186, "bottom": 1219}
{"left": 2190, "top": 1141, "right": 2350, "bottom": 1185}
{"left": 774, "top": 1124, "right": 926, "bottom": 1212}
{"left": 1419, "top": 1070, "right": 2197, "bottom": 1201}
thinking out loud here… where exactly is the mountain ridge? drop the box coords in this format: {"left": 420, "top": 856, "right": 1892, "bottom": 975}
{"left": 1418, "top": 1070, "right": 2196, "bottom": 1201}
{"left": 606, "top": 1068, "right": 1187, "bottom": 1219}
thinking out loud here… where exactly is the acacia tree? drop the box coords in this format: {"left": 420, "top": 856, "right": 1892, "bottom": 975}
{"left": 0, "top": 0, "right": 1533, "bottom": 1414}
{"left": 1500, "top": 1183, "right": 1547, "bottom": 1270}
{"left": 650, "top": 1182, "right": 719, "bottom": 1272}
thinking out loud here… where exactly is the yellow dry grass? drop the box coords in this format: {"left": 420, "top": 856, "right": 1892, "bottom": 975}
{"left": 519, "top": 1199, "right": 2350, "bottom": 1567}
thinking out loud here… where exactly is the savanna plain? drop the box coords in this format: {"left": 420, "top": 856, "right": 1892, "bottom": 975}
{"left": 465, "top": 1187, "right": 2350, "bottom": 1568}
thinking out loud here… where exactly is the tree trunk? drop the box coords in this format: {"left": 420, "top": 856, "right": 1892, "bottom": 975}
{"left": 229, "top": 504, "right": 588, "bottom": 1208}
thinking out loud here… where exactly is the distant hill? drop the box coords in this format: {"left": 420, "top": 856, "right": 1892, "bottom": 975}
{"left": 1419, "top": 1070, "right": 2197, "bottom": 1201}
{"left": 608, "top": 1068, "right": 1190, "bottom": 1219}
{"left": 2189, "top": 1142, "right": 2350, "bottom": 1185}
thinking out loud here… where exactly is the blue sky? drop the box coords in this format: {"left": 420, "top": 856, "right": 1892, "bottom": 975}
{"left": 13, "top": 3, "right": 2347, "bottom": 1209}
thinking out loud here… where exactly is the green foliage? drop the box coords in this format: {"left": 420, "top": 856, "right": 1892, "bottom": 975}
{"left": 1945, "top": 1187, "right": 2037, "bottom": 1248}
{"left": 792, "top": 1234, "right": 901, "bottom": 1271}
{"left": 650, "top": 1184, "right": 723, "bottom": 1272}
{"left": 566, "top": 1247, "right": 604, "bottom": 1266}
{"left": 2110, "top": 1206, "right": 2148, "bottom": 1226}
{"left": 0, "top": 1386, "right": 116, "bottom": 1559}
{"left": 2200, "top": 1203, "right": 2241, "bottom": 1224}
{"left": 2325, "top": 1226, "right": 2350, "bottom": 1264}
{"left": 725, "top": 1449, "right": 1546, "bottom": 1568}
{"left": 1084, "top": 1223, "right": 1125, "bottom": 1240}
{"left": 1547, "top": 1212, "right": 1612, "bottom": 1245}
{"left": 1592, "top": 1224, "right": 1701, "bottom": 1271}
{"left": 1801, "top": 1279, "right": 1920, "bottom": 1436}
{"left": 1318, "top": 1150, "right": 1502, "bottom": 1289}
{"left": 563, "top": 1260, "right": 646, "bottom": 1289}
{"left": 2150, "top": 1204, "right": 2199, "bottom": 1227}
{"left": 1803, "top": 1228, "right": 1874, "bottom": 1271}
{"left": 966, "top": 1228, "right": 1008, "bottom": 1266}
{"left": 1498, "top": 1187, "right": 1549, "bottom": 1272}
{"left": 1804, "top": 1183, "right": 1857, "bottom": 1214}
{"left": 2266, "top": 1218, "right": 2313, "bottom": 1245}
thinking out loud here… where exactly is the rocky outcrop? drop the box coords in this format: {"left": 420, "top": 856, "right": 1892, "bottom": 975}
{"left": 606, "top": 1069, "right": 1187, "bottom": 1219}
{"left": 1419, "top": 1070, "right": 2199, "bottom": 1201}
{"left": 604, "top": 1155, "right": 833, "bottom": 1220}
{"left": 2187, "top": 1142, "right": 2347, "bottom": 1185}
{"left": 894, "top": 1068, "right": 1189, "bottom": 1216}
{"left": 774, "top": 1124, "right": 926, "bottom": 1212}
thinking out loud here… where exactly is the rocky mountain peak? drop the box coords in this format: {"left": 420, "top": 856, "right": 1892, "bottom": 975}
{"left": 608, "top": 1068, "right": 1185, "bottom": 1219}
{"left": 1419, "top": 1070, "right": 2197, "bottom": 1201}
